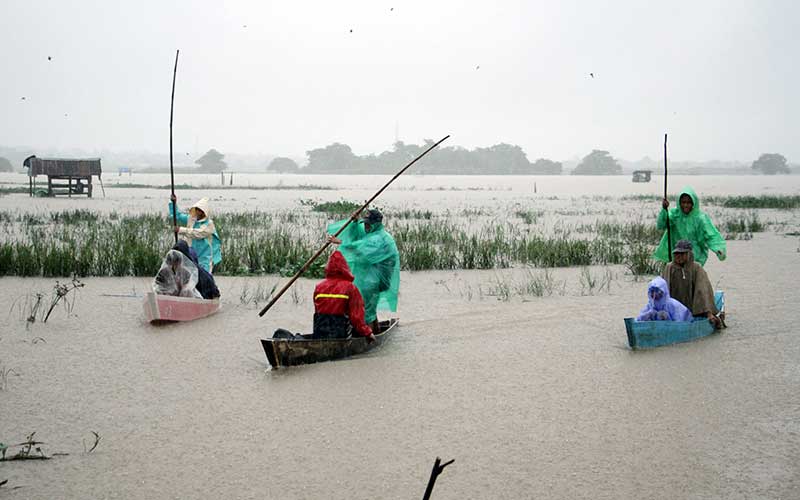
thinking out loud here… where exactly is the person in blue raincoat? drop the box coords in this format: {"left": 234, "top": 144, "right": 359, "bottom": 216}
{"left": 169, "top": 194, "right": 222, "bottom": 273}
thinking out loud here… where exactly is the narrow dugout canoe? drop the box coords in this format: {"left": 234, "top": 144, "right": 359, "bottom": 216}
{"left": 261, "top": 318, "right": 399, "bottom": 368}
{"left": 143, "top": 291, "right": 220, "bottom": 324}
{"left": 624, "top": 291, "right": 725, "bottom": 350}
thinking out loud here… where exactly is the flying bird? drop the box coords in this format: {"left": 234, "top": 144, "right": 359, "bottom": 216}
{"left": 476, "top": 65, "right": 480, "bottom": 70}
{"left": 349, "top": 29, "right": 353, "bottom": 33}
{"left": 47, "top": 56, "right": 52, "bottom": 61}
{"left": 21, "top": 96, "right": 26, "bottom": 100}
{"left": 589, "top": 72, "right": 594, "bottom": 78}
{"left": 390, "top": 7, "right": 394, "bottom": 11}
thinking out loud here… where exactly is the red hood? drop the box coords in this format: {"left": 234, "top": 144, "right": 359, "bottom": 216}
{"left": 325, "top": 250, "right": 354, "bottom": 281}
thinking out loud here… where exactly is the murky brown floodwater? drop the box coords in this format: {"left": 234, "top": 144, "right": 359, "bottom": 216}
{"left": 1, "top": 175, "right": 799, "bottom": 498}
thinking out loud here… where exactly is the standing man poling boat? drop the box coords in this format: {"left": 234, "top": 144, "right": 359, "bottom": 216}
{"left": 327, "top": 208, "right": 400, "bottom": 334}
{"left": 169, "top": 195, "right": 222, "bottom": 273}
{"left": 653, "top": 186, "right": 726, "bottom": 267}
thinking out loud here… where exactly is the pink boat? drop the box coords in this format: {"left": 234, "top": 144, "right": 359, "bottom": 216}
{"left": 143, "top": 292, "right": 220, "bottom": 323}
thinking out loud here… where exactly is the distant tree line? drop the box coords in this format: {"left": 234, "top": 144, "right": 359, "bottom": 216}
{"left": 269, "top": 141, "right": 564, "bottom": 175}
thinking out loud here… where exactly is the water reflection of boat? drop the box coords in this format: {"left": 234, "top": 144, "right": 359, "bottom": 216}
{"left": 624, "top": 292, "right": 724, "bottom": 349}
{"left": 261, "top": 318, "right": 398, "bottom": 368}
{"left": 143, "top": 292, "right": 220, "bottom": 323}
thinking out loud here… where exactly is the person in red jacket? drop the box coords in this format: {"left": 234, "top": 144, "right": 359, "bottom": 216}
{"left": 313, "top": 250, "right": 376, "bottom": 342}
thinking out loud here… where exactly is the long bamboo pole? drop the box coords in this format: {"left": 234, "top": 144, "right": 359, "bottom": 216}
{"left": 169, "top": 50, "right": 180, "bottom": 245}
{"left": 258, "top": 134, "right": 450, "bottom": 317}
{"left": 664, "top": 133, "right": 671, "bottom": 256}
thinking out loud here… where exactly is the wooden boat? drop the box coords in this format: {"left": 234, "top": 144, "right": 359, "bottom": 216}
{"left": 143, "top": 291, "right": 220, "bottom": 324}
{"left": 624, "top": 291, "right": 725, "bottom": 350}
{"left": 261, "top": 318, "right": 399, "bottom": 368}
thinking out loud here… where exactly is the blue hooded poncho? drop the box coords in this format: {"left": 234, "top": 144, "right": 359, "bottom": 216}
{"left": 636, "top": 276, "right": 693, "bottom": 322}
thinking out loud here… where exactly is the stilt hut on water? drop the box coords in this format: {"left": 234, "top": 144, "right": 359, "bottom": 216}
{"left": 23, "top": 155, "right": 102, "bottom": 197}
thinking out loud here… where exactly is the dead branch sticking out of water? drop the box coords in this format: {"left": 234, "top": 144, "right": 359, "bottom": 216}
{"left": 423, "top": 456, "right": 454, "bottom": 500}
{"left": 43, "top": 278, "right": 84, "bottom": 323}
{"left": 0, "top": 432, "right": 70, "bottom": 462}
{"left": 83, "top": 431, "right": 101, "bottom": 453}
{"left": 27, "top": 293, "right": 43, "bottom": 326}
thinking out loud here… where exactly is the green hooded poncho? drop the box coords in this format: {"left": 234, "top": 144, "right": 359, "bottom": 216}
{"left": 653, "top": 186, "right": 727, "bottom": 266}
{"left": 327, "top": 218, "right": 400, "bottom": 323}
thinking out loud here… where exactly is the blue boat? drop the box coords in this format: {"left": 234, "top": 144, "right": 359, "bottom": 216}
{"left": 624, "top": 292, "right": 725, "bottom": 350}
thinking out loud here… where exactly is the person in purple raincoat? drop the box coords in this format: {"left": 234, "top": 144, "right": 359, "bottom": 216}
{"left": 636, "top": 276, "right": 693, "bottom": 322}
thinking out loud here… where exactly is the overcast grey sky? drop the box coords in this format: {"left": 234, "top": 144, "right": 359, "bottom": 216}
{"left": 1, "top": 0, "right": 798, "bottom": 161}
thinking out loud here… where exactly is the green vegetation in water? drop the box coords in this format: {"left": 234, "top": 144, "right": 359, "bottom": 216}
{"left": 621, "top": 194, "right": 663, "bottom": 202}
{"left": 391, "top": 209, "right": 433, "bottom": 220}
{"left": 723, "top": 212, "right": 765, "bottom": 233}
{"left": 706, "top": 195, "right": 800, "bottom": 210}
{"left": 0, "top": 186, "right": 30, "bottom": 195}
{"left": 109, "top": 183, "right": 335, "bottom": 191}
{"left": 0, "top": 209, "right": 675, "bottom": 278}
{"left": 514, "top": 210, "right": 542, "bottom": 225}
{"left": 310, "top": 200, "right": 362, "bottom": 216}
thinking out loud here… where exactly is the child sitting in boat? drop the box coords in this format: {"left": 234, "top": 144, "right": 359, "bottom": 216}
{"left": 153, "top": 249, "right": 202, "bottom": 299}
{"left": 636, "top": 276, "right": 692, "bottom": 322}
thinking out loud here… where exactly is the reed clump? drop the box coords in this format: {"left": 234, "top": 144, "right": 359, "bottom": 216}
{"left": 311, "top": 200, "right": 362, "bottom": 215}
{"left": 707, "top": 195, "right": 800, "bottom": 210}
{"left": 723, "top": 212, "right": 765, "bottom": 233}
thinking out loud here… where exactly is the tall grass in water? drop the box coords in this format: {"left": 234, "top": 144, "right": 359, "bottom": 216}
{"left": 311, "top": 200, "right": 362, "bottom": 216}
{"left": 706, "top": 195, "right": 800, "bottom": 209}
{"left": 483, "top": 269, "right": 565, "bottom": 301}
{"left": 723, "top": 212, "right": 765, "bottom": 233}
{"left": 0, "top": 209, "right": 668, "bottom": 277}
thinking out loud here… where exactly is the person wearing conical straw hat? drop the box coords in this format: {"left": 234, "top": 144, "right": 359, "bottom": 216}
{"left": 169, "top": 194, "right": 222, "bottom": 273}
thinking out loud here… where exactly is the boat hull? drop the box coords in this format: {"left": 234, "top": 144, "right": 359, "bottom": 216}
{"left": 261, "top": 318, "right": 398, "bottom": 368}
{"left": 625, "top": 291, "right": 724, "bottom": 349}
{"left": 143, "top": 292, "right": 220, "bottom": 323}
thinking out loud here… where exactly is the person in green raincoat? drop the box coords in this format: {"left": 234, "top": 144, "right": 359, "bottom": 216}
{"left": 327, "top": 208, "right": 400, "bottom": 333}
{"left": 653, "top": 186, "right": 726, "bottom": 267}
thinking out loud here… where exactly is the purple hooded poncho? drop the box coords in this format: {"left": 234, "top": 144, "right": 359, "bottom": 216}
{"left": 636, "top": 276, "right": 693, "bottom": 322}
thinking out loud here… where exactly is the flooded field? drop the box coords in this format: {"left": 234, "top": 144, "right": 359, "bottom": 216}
{"left": 1, "top": 174, "right": 799, "bottom": 499}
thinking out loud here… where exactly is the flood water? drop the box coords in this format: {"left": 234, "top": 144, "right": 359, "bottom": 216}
{"left": 1, "top": 174, "right": 799, "bottom": 499}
